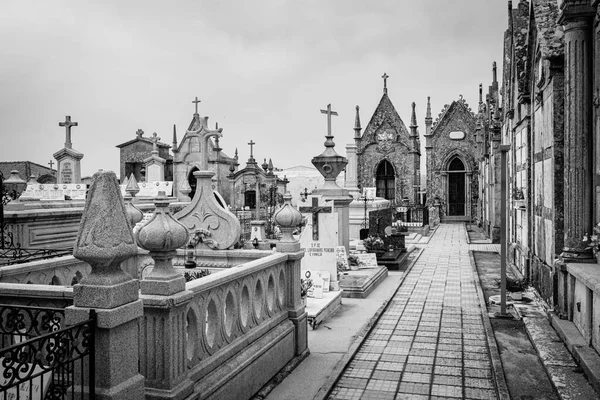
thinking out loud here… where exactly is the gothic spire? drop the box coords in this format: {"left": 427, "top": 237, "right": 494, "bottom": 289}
{"left": 493, "top": 61, "right": 498, "bottom": 84}
{"left": 354, "top": 105, "right": 362, "bottom": 140}
{"left": 172, "top": 124, "right": 178, "bottom": 150}
{"left": 410, "top": 102, "right": 418, "bottom": 137}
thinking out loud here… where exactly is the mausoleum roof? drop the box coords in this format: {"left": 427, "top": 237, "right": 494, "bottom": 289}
{"left": 531, "top": 0, "right": 563, "bottom": 60}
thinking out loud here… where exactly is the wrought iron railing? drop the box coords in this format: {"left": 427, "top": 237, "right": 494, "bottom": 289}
{"left": 392, "top": 202, "right": 429, "bottom": 227}
{"left": 0, "top": 304, "right": 95, "bottom": 399}
{"left": 0, "top": 229, "right": 72, "bottom": 267}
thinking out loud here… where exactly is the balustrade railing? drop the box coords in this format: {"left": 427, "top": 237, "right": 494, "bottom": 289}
{"left": 0, "top": 304, "right": 95, "bottom": 399}
{"left": 179, "top": 253, "right": 288, "bottom": 377}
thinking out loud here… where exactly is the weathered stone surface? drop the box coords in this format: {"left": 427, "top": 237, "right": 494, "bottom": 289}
{"left": 73, "top": 170, "right": 138, "bottom": 287}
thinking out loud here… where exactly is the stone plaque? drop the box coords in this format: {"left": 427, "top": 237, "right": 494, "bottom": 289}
{"left": 336, "top": 246, "right": 349, "bottom": 271}
{"left": 61, "top": 161, "right": 73, "bottom": 183}
{"left": 146, "top": 164, "right": 162, "bottom": 183}
{"left": 356, "top": 253, "right": 378, "bottom": 269}
{"left": 304, "top": 269, "right": 330, "bottom": 295}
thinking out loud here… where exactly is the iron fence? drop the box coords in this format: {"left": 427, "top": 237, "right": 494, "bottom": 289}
{"left": 0, "top": 304, "right": 95, "bottom": 399}
{"left": 1, "top": 227, "right": 72, "bottom": 267}
{"left": 392, "top": 202, "right": 429, "bottom": 227}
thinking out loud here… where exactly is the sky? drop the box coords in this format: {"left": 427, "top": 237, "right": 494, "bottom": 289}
{"left": 0, "top": 0, "right": 509, "bottom": 179}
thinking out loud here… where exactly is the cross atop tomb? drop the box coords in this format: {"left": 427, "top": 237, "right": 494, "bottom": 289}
{"left": 48, "top": 160, "right": 54, "bottom": 169}
{"left": 192, "top": 97, "right": 201, "bottom": 114}
{"left": 136, "top": 129, "right": 144, "bottom": 138}
{"left": 150, "top": 132, "right": 161, "bottom": 153}
{"left": 382, "top": 72, "right": 389, "bottom": 94}
{"left": 59, "top": 115, "right": 78, "bottom": 149}
{"left": 320, "top": 104, "right": 338, "bottom": 136}
{"left": 248, "top": 140, "right": 255, "bottom": 160}
{"left": 299, "top": 196, "right": 332, "bottom": 240}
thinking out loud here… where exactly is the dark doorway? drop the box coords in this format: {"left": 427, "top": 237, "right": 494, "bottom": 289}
{"left": 244, "top": 190, "right": 256, "bottom": 209}
{"left": 188, "top": 167, "right": 199, "bottom": 200}
{"left": 448, "top": 157, "right": 465, "bottom": 216}
{"left": 376, "top": 160, "right": 395, "bottom": 200}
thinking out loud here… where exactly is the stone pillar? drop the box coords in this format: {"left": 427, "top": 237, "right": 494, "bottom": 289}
{"left": 344, "top": 143, "right": 360, "bottom": 196}
{"left": 491, "top": 139, "right": 502, "bottom": 243}
{"left": 137, "top": 192, "right": 195, "bottom": 400}
{"left": 559, "top": 1, "right": 595, "bottom": 260}
{"left": 53, "top": 149, "right": 84, "bottom": 184}
{"left": 65, "top": 170, "right": 145, "bottom": 399}
{"left": 274, "top": 193, "right": 308, "bottom": 356}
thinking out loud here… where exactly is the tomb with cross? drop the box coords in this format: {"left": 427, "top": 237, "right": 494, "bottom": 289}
{"left": 143, "top": 132, "right": 166, "bottom": 183}
{"left": 298, "top": 195, "right": 340, "bottom": 292}
{"left": 53, "top": 115, "right": 84, "bottom": 184}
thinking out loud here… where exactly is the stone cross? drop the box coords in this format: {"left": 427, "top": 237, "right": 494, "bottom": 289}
{"left": 299, "top": 197, "right": 332, "bottom": 240}
{"left": 192, "top": 97, "right": 201, "bottom": 114}
{"left": 320, "top": 104, "right": 338, "bottom": 136}
{"left": 300, "top": 187, "right": 309, "bottom": 202}
{"left": 48, "top": 160, "right": 54, "bottom": 169}
{"left": 382, "top": 72, "right": 389, "bottom": 94}
{"left": 136, "top": 129, "right": 144, "bottom": 138}
{"left": 150, "top": 132, "right": 160, "bottom": 153}
{"left": 59, "top": 115, "right": 78, "bottom": 149}
{"left": 248, "top": 140, "right": 255, "bottom": 158}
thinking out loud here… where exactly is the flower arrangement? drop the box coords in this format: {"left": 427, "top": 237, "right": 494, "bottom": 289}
{"left": 363, "top": 235, "right": 385, "bottom": 252}
{"left": 300, "top": 277, "right": 313, "bottom": 298}
{"left": 513, "top": 187, "right": 525, "bottom": 200}
{"left": 583, "top": 222, "right": 600, "bottom": 253}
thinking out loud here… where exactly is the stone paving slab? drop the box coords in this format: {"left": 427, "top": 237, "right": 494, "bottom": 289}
{"left": 327, "top": 224, "right": 504, "bottom": 399}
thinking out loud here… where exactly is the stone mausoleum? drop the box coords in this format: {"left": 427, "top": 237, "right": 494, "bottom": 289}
{"left": 355, "top": 74, "right": 421, "bottom": 204}
{"left": 425, "top": 95, "right": 479, "bottom": 222}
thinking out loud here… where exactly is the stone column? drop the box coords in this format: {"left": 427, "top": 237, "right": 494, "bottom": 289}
{"left": 274, "top": 193, "right": 308, "bottom": 356}
{"left": 65, "top": 171, "right": 145, "bottom": 399}
{"left": 491, "top": 139, "right": 502, "bottom": 243}
{"left": 344, "top": 143, "right": 360, "bottom": 196}
{"left": 559, "top": 1, "right": 595, "bottom": 260}
{"left": 137, "top": 192, "right": 194, "bottom": 400}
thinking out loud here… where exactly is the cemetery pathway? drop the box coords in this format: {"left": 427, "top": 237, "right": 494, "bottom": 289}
{"left": 327, "top": 223, "right": 505, "bottom": 400}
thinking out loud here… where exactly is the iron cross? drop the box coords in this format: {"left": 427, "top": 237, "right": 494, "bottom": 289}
{"left": 299, "top": 197, "right": 332, "bottom": 240}
{"left": 382, "top": 72, "right": 389, "bottom": 93}
{"left": 248, "top": 140, "right": 255, "bottom": 158}
{"left": 192, "top": 97, "right": 201, "bottom": 114}
{"left": 320, "top": 104, "right": 338, "bottom": 136}
{"left": 59, "top": 115, "right": 78, "bottom": 149}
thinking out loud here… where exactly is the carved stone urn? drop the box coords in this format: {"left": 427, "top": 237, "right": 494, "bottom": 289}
{"left": 273, "top": 193, "right": 302, "bottom": 242}
{"left": 136, "top": 191, "right": 189, "bottom": 295}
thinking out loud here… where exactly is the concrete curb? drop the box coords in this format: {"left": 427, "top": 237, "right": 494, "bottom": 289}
{"left": 550, "top": 313, "right": 600, "bottom": 398}
{"left": 468, "top": 250, "right": 511, "bottom": 400}
{"left": 312, "top": 247, "right": 425, "bottom": 400}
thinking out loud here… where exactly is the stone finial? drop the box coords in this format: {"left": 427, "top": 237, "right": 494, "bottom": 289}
{"left": 492, "top": 61, "right": 497, "bottom": 83}
{"left": 273, "top": 193, "right": 302, "bottom": 242}
{"left": 137, "top": 192, "right": 188, "bottom": 252}
{"left": 172, "top": 124, "right": 178, "bottom": 150}
{"left": 73, "top": 170, "right": 138, "bottom": 286}
{"left": 262, "top": 158, "right": 269, "bottom": 171}
{"left": 382, "top": 72, "right": 389, "bottom": 94}
{"left": 268, "top": 158, "right": 274, "bottom": 175}
{"left": 354, "top": 105, "right": 362, "bottom": 140}
{"left": 123, "top": 174, "right": 143, "bottom": 227}
{"left": 137, "top": 192, "right": 189, "bottom": 295}
{"left": 179, "top": 178, "right": 192, "bottom": 201}
{"left": 229, "top": 163, "right": 236, "bottom": 175}
{"left": 136, "top": 129, "right": 144, "bottom": 138}
{"left": 410, "top": 102, "right": 417, "bottom": 127}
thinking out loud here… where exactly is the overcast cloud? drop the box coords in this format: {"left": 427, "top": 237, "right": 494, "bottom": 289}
{"left": 0, "top": 0, "right": 508, "bottom": 178}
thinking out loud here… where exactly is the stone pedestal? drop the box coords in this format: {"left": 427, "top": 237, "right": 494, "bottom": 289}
{"left": 53, "top": 148, "right": 83, "bottom": 184}
{"left": 250, "top": 220, "right": 267, "bottom": 241}
{"left": 344, "top": 143, "right": 360, "bottom": 196}
{"left": 66, "top": 170, "right": 144, "bottom": 399}
{"left": 144, "top": 154, "right": 166, "bottom": 183}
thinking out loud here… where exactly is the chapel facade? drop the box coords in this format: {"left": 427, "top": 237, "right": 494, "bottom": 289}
{"left": 355, "top": 76, "right": 421, "bottom": 204}
{"left": 425, "top": 96, "right": 479, "bottom": 222}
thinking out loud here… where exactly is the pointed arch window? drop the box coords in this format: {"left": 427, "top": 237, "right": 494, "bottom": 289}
{"left": 376, "top": 160, "right": 395, "bottom": 200}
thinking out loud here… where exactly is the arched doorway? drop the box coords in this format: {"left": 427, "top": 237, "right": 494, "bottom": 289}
{"left": 376, "top": 160, "right": 395, "bottom": 200}
{"left": 447, "top": 157, "right": 466, "bottom": 216}
{"left": 188, "top": 167, "right": 199, "bottom": 200}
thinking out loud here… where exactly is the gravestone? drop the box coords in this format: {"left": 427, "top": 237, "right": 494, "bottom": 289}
{"left": 299, "top": 195, "right": 339, "bottom": 291}
{"left": 336, "top": 246, "right": 349, "bottom": 271}
{"left": 369, "top": 207, "right": 405, "bottom": 251}
{"left": 53, "top": 116, "right": 84, "bottom": 184}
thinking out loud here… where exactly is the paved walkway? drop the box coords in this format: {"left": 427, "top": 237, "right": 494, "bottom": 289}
{"left": 328, "top": 224, "right": 503, "bottom": 400}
